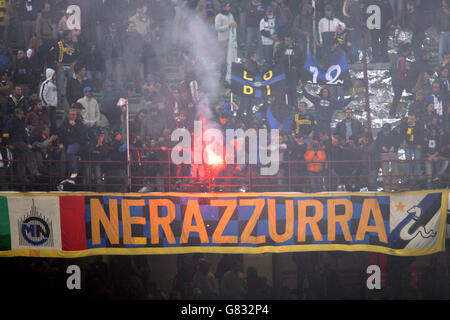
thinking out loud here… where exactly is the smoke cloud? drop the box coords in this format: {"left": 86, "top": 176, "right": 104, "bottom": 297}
{"left": 169, "top": 7, "right": 223, "bottom": 125}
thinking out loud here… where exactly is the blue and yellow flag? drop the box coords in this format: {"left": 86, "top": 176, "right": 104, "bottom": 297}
{"left": 231, "top": 63, "right": 286, "bottom": 99}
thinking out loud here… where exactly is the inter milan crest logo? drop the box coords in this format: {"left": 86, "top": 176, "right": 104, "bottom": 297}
{"left": 398, "top": 206, "right": 437, "bottom": 241}
{"left": 18, "top": 200, "right": 54, "bottom": 246}
{"left": 388, "top": 193, "right": 441, "bottom": 249}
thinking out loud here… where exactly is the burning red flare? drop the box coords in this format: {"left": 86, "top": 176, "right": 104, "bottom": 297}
{"left": 205, "top": 149, "right": 224, "bottom": 166}
{"left": 204, "top": 148, "right": 225, "bottom": 180}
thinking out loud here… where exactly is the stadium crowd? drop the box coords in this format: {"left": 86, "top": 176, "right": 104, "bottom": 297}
{"left": 0, "top": 0, "right": 447, "bottom": 192}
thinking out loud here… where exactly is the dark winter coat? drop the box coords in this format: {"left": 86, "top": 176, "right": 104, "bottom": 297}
{"left": 11, "top": 57, "right": 31, "bottom": 86}
{"left": 56, "top": 117, "right": 88, "bottom": 146}
{"left": 4, "top": 94, "right": 29, "bottom": 119}
{"left": 66, "top": 75, "right": 88, "bottom": 106}
{"left": 274, "top": 43, "right": 303, "bottom": 77}
{"left": 7, "top": 116, "right": 28, "bottom": 144}
{"left": 103, "top": 32, "right": 123, "bottom": 60}
{"left": 302, "top": 87, "right": 353, "bottom": 126}
{"left": 375, "top": 129, "right": 398, "bottom": 153}
{"left": 100, "top": 89, "right": 127, "bottom": 129}
{"left": 334, "top": 119, "right": 364, "bottom": 142}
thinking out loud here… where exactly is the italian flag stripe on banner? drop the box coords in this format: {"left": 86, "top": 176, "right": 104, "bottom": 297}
{"left": 0, "top": 196, "right": 10, "bottom": 251}
{"left": 60, "top": 196, "right": 87, "bottom": 251}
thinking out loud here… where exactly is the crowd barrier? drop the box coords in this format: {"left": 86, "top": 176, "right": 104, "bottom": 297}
{"left": 0, "top": 147, "right": 448, "bottom": 193}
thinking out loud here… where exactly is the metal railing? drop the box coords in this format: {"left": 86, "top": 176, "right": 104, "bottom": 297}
{"left": 0, "top": 146, "right": 448, "bottom": 193}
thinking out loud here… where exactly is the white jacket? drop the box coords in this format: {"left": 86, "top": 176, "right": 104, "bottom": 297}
{"left": 39, "top": 68, "right": 58, "bottom": 107}
{"left": 260, "top": 16, "right": 277, "bottom": 46}
{"left": 77, "top": 95, "right": 100, "bottom": 127}
{"left": 318, "top": 16, "right": 343, "bottom": 44}
{"left": 215, "top": 12, "right": 235, "bottom": 42}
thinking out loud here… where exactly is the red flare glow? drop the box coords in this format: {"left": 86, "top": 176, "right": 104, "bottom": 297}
{"left": 205, "top": 149, "right": 224, "bottom": 166}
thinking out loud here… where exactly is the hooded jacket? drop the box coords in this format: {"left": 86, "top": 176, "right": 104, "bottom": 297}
{"left": 39, "top": 68, "right": 58, "bottom": 107}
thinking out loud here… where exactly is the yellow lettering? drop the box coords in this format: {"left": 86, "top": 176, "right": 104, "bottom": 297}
{"left": 268, "top": 199, "right": 294, "bottom": 243}
{"left": 211, "top": 199, "right": 238, "bottom": 244}
{"left": 243, "top": 70, "right": 254, "bottom": 81}
{"left": 149, "top": 199, "right": 176, "bottom": 244}
{"left": 180, "top": 199, "right": 209, "bottom": 244}
{"left": 243, "top": 85, "right": 254, "bottom": 95}
{"left": 327, "top": 199, "right": 353, "bottom": 242}
{"left": 122, "top": 199, "right": 147, "bottom": 245}
{"left": 90, "top": 198, "right": 119, "bottom": 245}
{"left": 356, "top": 199, "right": 388, "bottom": 243}
{"left": 263, "top": 70, "right": 273, "bottom": 81}
{"left": 298, "top": 200, "right": 324, "bottom": 242}
{"left": 240, "top": 198, "right": 266, "bottom": 244}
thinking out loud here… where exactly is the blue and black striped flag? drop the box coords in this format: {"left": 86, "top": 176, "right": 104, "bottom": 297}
{"left": 231, "top": 63, "right": 286, "bottom": 99}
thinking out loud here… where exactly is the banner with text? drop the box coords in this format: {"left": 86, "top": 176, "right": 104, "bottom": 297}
{"left": 0, "top": 191, "right": 447, "bottom": 258}
{"left": 303, "top": 51, "right": 350, "bottom": 86}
